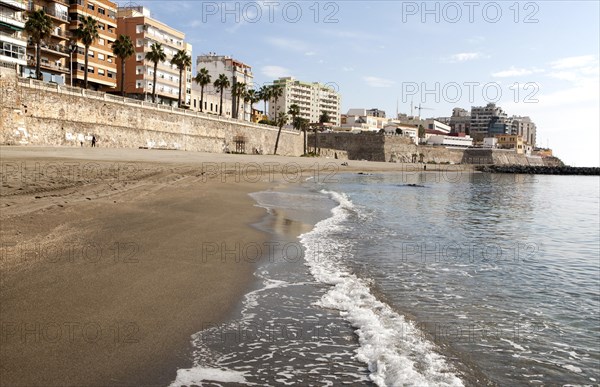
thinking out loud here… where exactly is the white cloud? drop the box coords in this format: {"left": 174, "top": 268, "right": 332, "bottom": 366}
{"left": 445, "top": 52, "right": 484, "bottom": 63}
{"left": 550, "top": 55, "right": 597, "bottom": 70}
{"left": 492, "top": 66, "right": 544, "bottom": 78}
{"left": 304, "top": 51, "right": 316, "bottom": 56}
{"left": 364, "top": 76, "right": 395, "bottom": 88}
{"left": 261, "top": 65, "right": 292, "bottom": 79}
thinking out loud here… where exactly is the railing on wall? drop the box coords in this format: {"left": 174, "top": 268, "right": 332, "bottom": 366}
{"left": 13, "top": 76, "right": 299, "bottom": 135}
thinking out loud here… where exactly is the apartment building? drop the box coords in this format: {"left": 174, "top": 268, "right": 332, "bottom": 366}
{"left": 117, "top": 5, "right": 191, "bottom": 106}
{"left": 0, "top": 0, "right": 27, "bottom": 71}
{"left": 196, "top": 53, "right": 253, "bottom": 120}
{"left": 511, "top": 116, "right": 537, "bottom": 146}
{"left": 68, "top": 0, "right": 117, "bottom": 89}
{"left": 22, "top": 0, "right": 72, "bottom": 84}
{"left": 449, "top": 107, "right": 470, "bottom": 134}
{"left": 269, "top": 77, "right": 341, "bottom": 126}
{"left": 189, "top": 87, "right": 232, "bottom": 118}
{"left": 470, "top": 103, "right": 510, "bottom": 141}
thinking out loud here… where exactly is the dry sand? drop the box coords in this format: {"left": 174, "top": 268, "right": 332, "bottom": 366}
{"left": 0, "top": 146, "right": 472, "bottom": 386}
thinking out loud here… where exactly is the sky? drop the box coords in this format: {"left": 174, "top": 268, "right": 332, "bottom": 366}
{"left": 118, "top": 1, "right": 599, "bottom": 167}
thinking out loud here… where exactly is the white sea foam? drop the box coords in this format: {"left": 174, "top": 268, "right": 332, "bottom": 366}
{"left": 170, "top": 367, "right": 250, "bottom": 386}
{"left": 299, "top": 190, "right": 465, "bottom": 387}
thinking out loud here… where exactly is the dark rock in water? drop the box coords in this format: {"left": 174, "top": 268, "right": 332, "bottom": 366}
{"left": 404, "top": 184, "right": 426, "bottom": 187}
{"left": 476, "top": 165, "right": 599, "bottom": 176}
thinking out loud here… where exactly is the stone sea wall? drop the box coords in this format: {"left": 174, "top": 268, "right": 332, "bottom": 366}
{"left": 309, "top": 132, "right": 562, "bottom": 166}
{"left": 0, "top": 71, "right": 302, "bottom": 156}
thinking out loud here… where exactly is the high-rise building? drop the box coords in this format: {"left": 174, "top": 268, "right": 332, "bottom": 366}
{"left": 449, "top": 107, "right": 471, "bottom": 134}
{"left": 511, "top": 116, "right": 537, "bottom": 146}
{"left": 68, "top": 0, "right": 117, "bottom": 90}
{"left": 269, "top": 76, "right": 341, "bottom": 126}
{"left": 366, "top": 108, "right": 385, "bottom": 118}
{"left": 470, "top": 103, "right": 510, "bottom": 141}
{"left": 117, "top": 5, "right": 191, "bottom": 106}
{"left": 196, "top": 53, "right": 253, "bottom": 120}
{"left": 0, "top": 0, "right": 28, "bottom": 71}
{"left": 23, "top": 0, "right": 72, "bottom": 84}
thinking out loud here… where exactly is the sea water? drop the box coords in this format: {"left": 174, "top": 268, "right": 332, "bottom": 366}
{"left": 172, "top": 171, "right": 599, "bottom": 386}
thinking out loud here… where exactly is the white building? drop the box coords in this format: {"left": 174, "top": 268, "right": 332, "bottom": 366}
{"left": 196, "top": 53, "right": 253, "bottom": 120}
{"left": 340, "top": 108, "right": 387, "bottom": 132}
{"left": 189, "top": 87, "right": 232, "bottom": 118}
{"left": 427, "top": 134, "right": 473, "bottom": 147}
{"left": 269, "top": 77, "right": 341, "bottom": 126}
{"left": 0, "top": 0, "right": 27, "bottom": 71}
{"left": 424, "top": 119, "right": 451, "bottom": 134}
{"left": 383, "top": 123, "right": 418, "bottom": 144}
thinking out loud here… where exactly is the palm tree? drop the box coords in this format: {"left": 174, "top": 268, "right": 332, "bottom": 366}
{"left": 172, "top": 49, "right": 191, "bottom": 108}
{"left": 314, "top": 111, "right": 331, "bottom": 154}
{"left": 194, "top": 67, "right": 211, "bottom": 112}
{"left": 111, "top": 34, "right": 134, "bottom": 96}
{"left": 24, "top": 10, "right": 53, "bottom": 80}
{"left": 270, "top": 84, "right": 283, "bottom": 119}
{"left": 288, "top": 104, "right": 300, "bottom": 128}
{"left": 297, "top": 117, "right": 309, "bottom": 155}
{"left": 231, "top": 82, "right": 247, "bottom": 119}
{"left": 273, "top": 112, "right": 288, "bottom": 155}
{"left": 258, "top": 85, "right": 271, "bottom": 119}
{"left": 145, "top": 42, "right": 166, "bottom": 103}
{"left": 213, "top": 73, "right": 230, "bottom": 116}
{"left": 74, "top": 16, "right": 99, "bottom": 89}
{"left": 244, "top": 89, "right": 260, "bottom": 122}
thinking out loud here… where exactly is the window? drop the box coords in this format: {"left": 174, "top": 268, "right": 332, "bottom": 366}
{"left": 87, "top": 50, "right": 94, "bottom": 57}
{"left": 87, "top": 3, "right": 94, "bottom": 11}
{"left": 87, "top": 67, "right": 94, "bottom": 73}
{"left": 136, "top": 39, "right": 142, "bottom": 47}
{"left": 98, "top": 24, "right": 105, "bottom": 31}
{"left": 136, "top": 25, "right": 144, "bottom": 34}
{"left": 98, "top": 69, "right": 105, "bottom": 75}
{"left": 98, "top": 38, "right": 105, "bottom": 46}
{"left": 98, "top": 8, "right": 105, "bottom": 15}
{"left": 136, "top": 53, "right": 143, "bottom": 61}
{"left": 1, "top": 42, "right": 26, "bottom": 60}
{"left": 108, "top": 71, "right": 115, "bottom": 79}
{"left": 98, "top": 53, "right": 104, "bottom": 60}
{"left": 136, "top": 81, "right": 142, "bottom": 88}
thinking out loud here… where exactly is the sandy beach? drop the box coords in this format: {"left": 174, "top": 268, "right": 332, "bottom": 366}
{"left": 0, "top": 147, "right": 470, "bottom": 386}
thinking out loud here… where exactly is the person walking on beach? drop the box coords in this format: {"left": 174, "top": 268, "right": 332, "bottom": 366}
{"left": 91, "top": 135, "right": 96, "bottom": 147}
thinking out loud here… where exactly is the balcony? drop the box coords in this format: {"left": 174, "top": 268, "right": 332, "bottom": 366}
{"left": 29, "top": 41, "right": 70, "bottom": 57}
{"left": 51, "top": 28, "right": 72, "bottom": 40}
{"left": 0, "top": 12, "right": 25, "bottom": 30}
{"left": 1, "top": 0, "right": 27, "bottom": 11}
{"left": 28, "top": 4, "right": 69, "bottom": 22}
{"left": 27, "top": 57, "right": 69, "bottom": 73}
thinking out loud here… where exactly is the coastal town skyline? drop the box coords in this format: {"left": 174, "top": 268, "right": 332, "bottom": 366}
{"left": 121, "top": 0, "right": 599, "bottom": 167}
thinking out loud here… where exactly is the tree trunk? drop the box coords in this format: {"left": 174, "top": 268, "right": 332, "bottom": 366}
{"left": 274, "top": 126, "right": 283, "bottom": 155}
{"left": 84, "top": 45, "right": 89, "bottom": 89}
{"left": 36, "top": 42, "right": 41, "bottom": 80}
{"left": 303, "top": 129, "right": 307, "bottom": 155}
{"left": 219, "top": 89, "right": 223, "bottom": 116}
{"left": 200, "top": 85, "right": 204, "bottom": 112}
{"left": 314, "top": 127, "right": 318, "bottom": 154}
{"left": 120, "top": 59, "right": 125, "bottom": 96}
{"left": 178, "top": 68, "right": 182, "bottom": 108}
{"left": 152, "top": 62, "right": 157, "bottom": 103}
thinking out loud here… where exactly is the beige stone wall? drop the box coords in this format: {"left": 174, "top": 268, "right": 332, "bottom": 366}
{"left": 309, "top": 132, "right": 551, "bottom": 166}
{"left": 0, "top": 75, "right": 303, "bottom": 156}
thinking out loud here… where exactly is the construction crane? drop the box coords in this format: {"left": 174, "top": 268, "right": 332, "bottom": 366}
{"left": 414, "top": 103, "right": 433, "bottom": 119}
